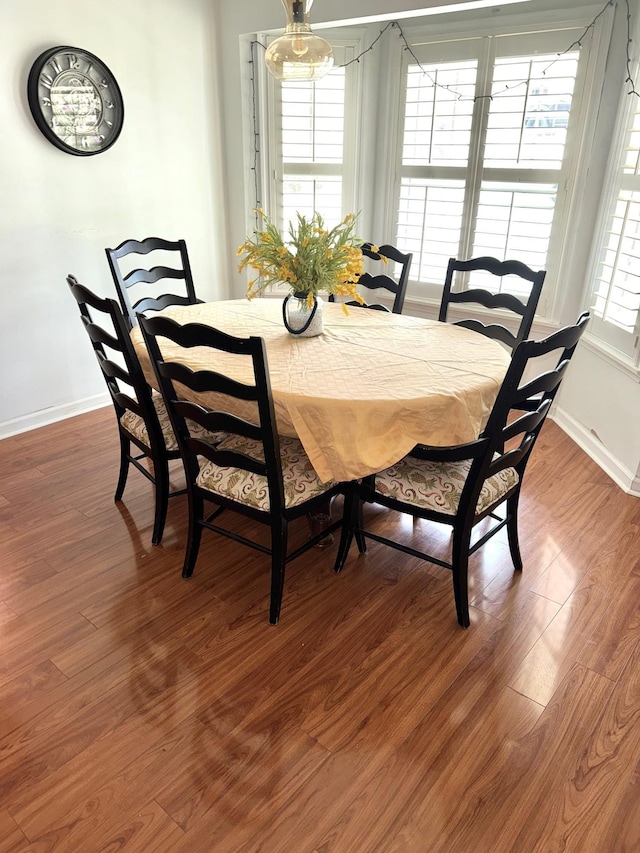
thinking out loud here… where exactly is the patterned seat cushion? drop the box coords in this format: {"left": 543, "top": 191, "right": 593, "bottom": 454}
{"left": 375, "top": 455, "right": 519, "bottom": 516}
{"left": 120, "top": 392, "right": 225, "bottom": 452}
{"left": 197, "top": 434, "right": 336, "bottom": 511}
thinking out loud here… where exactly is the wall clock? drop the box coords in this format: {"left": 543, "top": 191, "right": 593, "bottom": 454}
{"left": 27, "top": 46, "right": 124, "bottom": 156}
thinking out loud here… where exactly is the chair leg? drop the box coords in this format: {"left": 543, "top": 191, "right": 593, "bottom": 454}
{"left": 269, "top": 519, "right": 288, "bottom": 624}
{"left": 354, "top": 498, "right": 367, "bottom": 554}
{"left": 354, "top": 476, "right": 374, "bottom": 554}
{"left": 451, "top": 525, "right": 472, "bottom": 628}
{"left": 114, "top": 432, "right": 131, "bottom": 501}
{"left": 151, "top": 456, "right": 170, "bottom": 546}
{"left": 182, "top": 492, "right": 204, "bottom": 578}
{"left": 506, "top": 492, "right": 523, "bottom": 572}
{"left": 334, "top": 488, "right": 357, "bottom": 573}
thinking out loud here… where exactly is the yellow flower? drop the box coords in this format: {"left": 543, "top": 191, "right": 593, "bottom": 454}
{"left": 278, "top": 266, "right": 294, "bottom": 282}
{"left": 237, "top": 210, "right": 363, "bottom": 307}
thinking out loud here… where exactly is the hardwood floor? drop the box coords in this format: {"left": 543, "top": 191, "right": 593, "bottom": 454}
{"left": 0, "top": 407, "right": 639, "bottom": 852}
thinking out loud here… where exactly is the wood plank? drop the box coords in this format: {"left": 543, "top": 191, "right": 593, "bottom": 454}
{"left": 506, "top": 637, "right": 640, "bottom": 852}
{"left": 508, "top": 565, "right": 610, "bottom": 705}
{"left": 316, "top": 686, "right": 543, "bottom": 853}
{"left": 0, "top": 610, "right": 96, "bottom": 688}
{"left": 0, "top": 809, "right": 30, "bottom": 852}
{"left": 577, "top": 553, "right": 640, "bottom": 681}
{"left": 83, "top": 800, "right": 185, "bottom": 853}
{"left": 418, "top": 664, "right": 616, "bottom": 851}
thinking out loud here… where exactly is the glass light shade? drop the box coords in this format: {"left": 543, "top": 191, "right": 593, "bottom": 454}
{"left": 265, "top": 0, "right": 334, "bottom": 82}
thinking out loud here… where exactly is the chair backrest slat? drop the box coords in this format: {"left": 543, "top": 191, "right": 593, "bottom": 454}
{"left": 124, "top": 264, "right": 187, "bottom": 286}
{"left": 455, "top": 320, "right": 520, "bottom": 349}
{"left": 439, "top": 255, "right": 546, "bottom": 350}
{"left": 162, "top": 361, "right": 259, "bottom": 402}
{"left": 447, "top": 287, "right": 530, "bottom": 316}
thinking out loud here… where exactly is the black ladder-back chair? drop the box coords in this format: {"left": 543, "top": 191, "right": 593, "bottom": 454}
{"left": 106, "top": 237, "right": 201, "bottom": 330}
{"left": 330, "top": 243, "right": 413, "bottom": 314}
{"left": 138, "top": 314, "right": 355, "bottom": 624}
{"left": 66, "top": 275, "right": 185, "bottom": 544}
{"left": 334, "top": 312, "right": 590, "bottom": 628}
{"left": 439, "top": 256, "right": 546, "bottom": 351}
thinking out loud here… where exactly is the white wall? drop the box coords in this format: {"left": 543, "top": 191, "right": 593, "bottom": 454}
{"left": 0, "top": 0, "right": 227, "bottom": 435}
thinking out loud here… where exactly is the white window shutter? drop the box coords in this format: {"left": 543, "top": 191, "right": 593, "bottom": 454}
{"left": 394, "top": 33, "right": 584, "bottom": 294}
{"left": 589, "top": 91, "right": 640, "bottom": 358}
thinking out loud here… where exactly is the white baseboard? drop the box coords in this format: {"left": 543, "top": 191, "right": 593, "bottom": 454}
{"left": 0, "top": 393, "right": 110, "bottom": 441}
{"left": 552, "top": 407, "right": 640, "bottom": 496}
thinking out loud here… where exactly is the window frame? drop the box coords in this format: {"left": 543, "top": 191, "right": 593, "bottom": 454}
{"left": 583, "top": 44, "right": 640, "bottom": 368}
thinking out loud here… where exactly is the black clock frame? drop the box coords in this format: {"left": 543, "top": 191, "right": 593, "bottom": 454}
{"left": 27, "top": 45, "right": 124, "bottom": 156}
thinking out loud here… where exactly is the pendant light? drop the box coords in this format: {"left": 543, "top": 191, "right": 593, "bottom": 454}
{"left": 265, "top": 0, "right": 334, "bottom": 82}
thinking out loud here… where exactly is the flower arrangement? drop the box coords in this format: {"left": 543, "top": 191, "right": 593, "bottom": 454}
{"left": 237, "top": 209, "right": 367, "bottom": 310}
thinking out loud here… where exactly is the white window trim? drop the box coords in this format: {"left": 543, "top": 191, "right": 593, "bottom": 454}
{"left": 580, "top": 333, "right": 640, "bottom": 383}
{"left": 582, "top": 24, "right": 640, "bottom": 372}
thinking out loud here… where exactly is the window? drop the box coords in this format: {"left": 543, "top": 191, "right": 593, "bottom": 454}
{"left": 266, "top": 41, "right": 361, "bottom": 231}
{"left": 588, "top": 74, "right": 640, "bottom": 361}
{"left": 393, "top": 31, "right": 584, "bottom": 301}
{"left": 257, "top": 14, "right": 610, "bottom": 317}
{"left": 280, "top": 71, "right": 345, "bottom": 226}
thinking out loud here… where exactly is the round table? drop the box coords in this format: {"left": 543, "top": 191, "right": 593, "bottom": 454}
{"left": 131, "top": 298, "right": 510, "bottom": 483}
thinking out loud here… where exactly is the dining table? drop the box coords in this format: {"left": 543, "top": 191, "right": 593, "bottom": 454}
{"left": 130, "top": 298, "right": 511, "bottom": 484}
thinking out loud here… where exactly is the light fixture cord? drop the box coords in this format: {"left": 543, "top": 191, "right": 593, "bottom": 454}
{"left": 293, "top": 1, "right": 304, "bottom": 24}
{"left": 250, "top": 39, "right": 263, "bottom": 229}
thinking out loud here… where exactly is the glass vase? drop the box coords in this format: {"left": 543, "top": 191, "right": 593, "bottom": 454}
{"left": 282, "top": 291, "right": 324, "bottom": 337}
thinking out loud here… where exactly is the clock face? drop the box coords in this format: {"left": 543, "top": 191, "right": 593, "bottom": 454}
{"left": 27, "top": 46, "right": 124, "bottom": 156}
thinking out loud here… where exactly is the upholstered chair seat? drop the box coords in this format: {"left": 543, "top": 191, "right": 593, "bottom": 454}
{"left": 120, "top": 392, "right": 226, "bottom": 453}
{"left": 198, "top": 434, "right": 336, "bottom": 511}
{"left": 374, "top": 455, "right": 519, "bottom": 516}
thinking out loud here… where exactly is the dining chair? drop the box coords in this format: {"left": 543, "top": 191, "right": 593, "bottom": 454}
{"left": 439, "top": 256, "right": 546, "bottom": 351}
{"left": 66, "top": 275, "right": 184, "bottom": 544}
{"left": 329, "top": 242, "right": 413, "bottom": 314}
{"left": 334, "top": 311, "right": 590, "bottom": 628}
{"left": 105, "top": 236, "right": 202, "bottom": 330}
{"left": 138, "top": 313, "right": 355, "bottom": 624}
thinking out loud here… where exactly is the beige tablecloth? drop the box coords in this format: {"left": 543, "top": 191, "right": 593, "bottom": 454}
{"left": 131, "top": 299, "right": 510, "bottom": 483}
